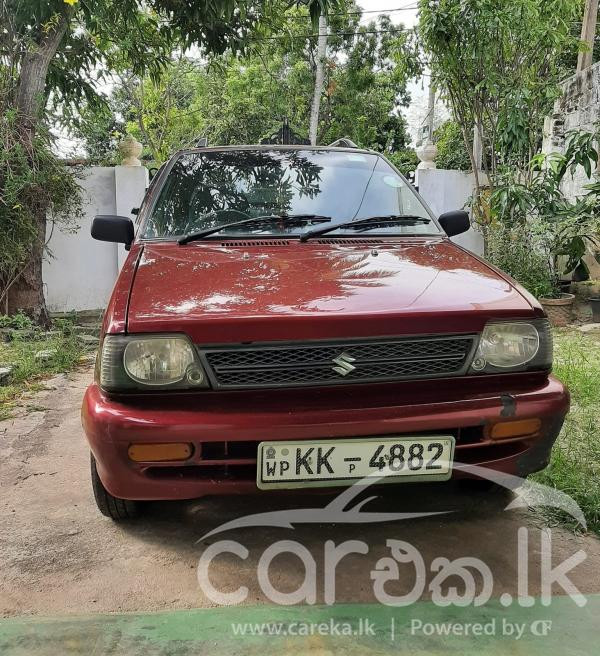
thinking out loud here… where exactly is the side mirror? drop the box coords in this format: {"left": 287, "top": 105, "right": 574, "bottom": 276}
{"left": 91, "top": 215, "right": 134, "bottom": 246}
{"left": 438, "top": 210, "right": 470, "bottom": 237}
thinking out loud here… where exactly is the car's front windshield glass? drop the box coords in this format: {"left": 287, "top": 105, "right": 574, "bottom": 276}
{"left": 143, "top": 149, "right": 440, "bottom": 239}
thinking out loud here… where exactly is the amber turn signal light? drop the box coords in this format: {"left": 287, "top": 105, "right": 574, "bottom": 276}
{"left": 489, "top": 418, "right": 542, "bottom": 440}
{"left": 128, "top": 443, "right": 193, "bottom": 462}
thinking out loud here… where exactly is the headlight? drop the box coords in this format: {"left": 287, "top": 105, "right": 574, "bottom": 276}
{"left": 124, "top": 338, "right": 195, "bottom": 384}
{"left": 99, "top": 334, "right": 209, "bottom": 391}
{"left": 470, "top": 320, "right": 553, "bottom": 374}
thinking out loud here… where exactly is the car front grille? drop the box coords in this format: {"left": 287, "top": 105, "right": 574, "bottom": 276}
{"left": 199, "top": 335, "right": 477, "bottom": 390}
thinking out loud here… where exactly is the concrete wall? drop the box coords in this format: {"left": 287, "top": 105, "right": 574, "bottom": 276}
{"left": 416, "top": 168, "right": 484, "bottom": 256}
{"left": 542, "top": 62, "right": 600, "bottom": 279}
{"left": 44, "top": 166, "right": 148, "bottom": 312}
{"left": 542, "top": 61, "right": 600, "bottom": 200}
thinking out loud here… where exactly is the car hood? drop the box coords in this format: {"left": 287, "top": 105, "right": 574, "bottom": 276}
{"left": 126, "top": 239, "right": 538, "bottom": 343}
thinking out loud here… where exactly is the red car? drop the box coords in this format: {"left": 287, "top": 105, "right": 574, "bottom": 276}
{"left": 83, "top": 145, "right": 569, "bottom": 520}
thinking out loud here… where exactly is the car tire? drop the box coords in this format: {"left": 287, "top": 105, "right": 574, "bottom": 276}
{"left": 90, "top": 453, "right": 141, "bottom": 520}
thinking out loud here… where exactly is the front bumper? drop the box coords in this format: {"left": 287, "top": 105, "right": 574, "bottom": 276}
{"left": 82, "top": 375, "right": 569, "bottom": 500}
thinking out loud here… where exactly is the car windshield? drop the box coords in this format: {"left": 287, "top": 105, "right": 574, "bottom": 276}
{"left": 143, "top": 149, "right": 440, "bottom": 239}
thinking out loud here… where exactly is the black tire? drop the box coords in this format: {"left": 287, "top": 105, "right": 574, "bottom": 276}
{"left": 90, "top": 453, "right": 141, "bottom": 520}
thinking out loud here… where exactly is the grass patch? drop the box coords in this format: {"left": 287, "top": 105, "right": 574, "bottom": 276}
{"left": 533, "top": 328, "right": 600, "bottom": 534}
{"left": 0, "top": 326, "right": 86, "bottom": 420}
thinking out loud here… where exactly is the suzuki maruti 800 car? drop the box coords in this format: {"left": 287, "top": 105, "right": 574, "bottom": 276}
{"left": 83, "top": 145, "right": 569, "bottom": 519}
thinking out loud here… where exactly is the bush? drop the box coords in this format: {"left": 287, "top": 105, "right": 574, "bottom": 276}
{"left": 0, "top": 312, "right": 34, "bottom": 330}
{"left": 387, "top": 149, "right": 419, "bottom": 178}
{"left": 487, "top": 223, "right": 557, "bottom": 299}
{"left": 489, "top": 130, "right": 600, "bottom": 281}
{"left": 434, "top": 120, "right": 471, "bottom": 171}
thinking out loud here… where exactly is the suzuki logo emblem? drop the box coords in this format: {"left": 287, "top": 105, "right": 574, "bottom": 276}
{"left": 332, "top": 352, "right": 357, "bottom": 376}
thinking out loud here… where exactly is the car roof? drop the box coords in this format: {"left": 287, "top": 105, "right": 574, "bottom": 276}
{"left": 173, "top": 144, "right": 379, "bottom": 158}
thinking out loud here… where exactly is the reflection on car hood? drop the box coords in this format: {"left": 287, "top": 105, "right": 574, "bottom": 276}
{"left": 126, "top": 238, "right": 538, "bottom": 343}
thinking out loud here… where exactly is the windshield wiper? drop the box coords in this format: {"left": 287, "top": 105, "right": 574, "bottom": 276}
{"left": 299, "top": 214, "right": 432, "bottom": 243}
{"left": 178, "top": 214, "right": 333, "bottom": 244}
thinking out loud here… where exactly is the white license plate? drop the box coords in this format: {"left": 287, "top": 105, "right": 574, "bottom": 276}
{"left": 256, "top": 436, "right": 455, "bottom": 489}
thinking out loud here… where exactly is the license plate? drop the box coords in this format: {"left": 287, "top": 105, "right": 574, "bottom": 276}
{"left": 256, "top": 436, "right": 455, "bottom": 489}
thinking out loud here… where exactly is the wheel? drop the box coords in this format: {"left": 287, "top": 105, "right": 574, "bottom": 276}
{"left": 90, "top": 453, "right": 141, "bottom": 520}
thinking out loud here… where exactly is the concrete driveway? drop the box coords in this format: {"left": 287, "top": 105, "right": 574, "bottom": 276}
{"left": 1, "top": 366, "right": 600, "bottom": 653}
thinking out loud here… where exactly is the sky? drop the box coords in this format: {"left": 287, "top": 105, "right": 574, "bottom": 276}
{"left": 358, "top": 0, "right": 419, "bottom": 28}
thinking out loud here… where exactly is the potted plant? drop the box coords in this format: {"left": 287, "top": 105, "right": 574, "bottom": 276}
{"left": 489, "top": 130, "right": 600, "bottom": 326}
{"left": 538, "top": 289, "right": 575, "bottom": 327}
{"left": 487, "top": 224, "right": 569, "bottom": 324}
{"left": 539, "top": 191, "right": 600, "bottom": 324}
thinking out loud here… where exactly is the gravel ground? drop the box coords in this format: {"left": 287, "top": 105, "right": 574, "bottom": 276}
{"left": 2, "top": 366, "right": 600, "bottom": 617}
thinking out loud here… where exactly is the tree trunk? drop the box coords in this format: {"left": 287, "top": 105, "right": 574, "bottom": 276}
{"left": 8, "top": 11, "right": 69, "bottom": 326}
{"left": 577, "top": 0, "right": 599, "bottom": 73}
{"left": 16, "top": 12, "right": 69, "bottom": 126}
{"left": 7, "top": 213, "right": 48, "bottom": 326}
{"left": 309, "top": 15, "right": 327, "bottom": 146}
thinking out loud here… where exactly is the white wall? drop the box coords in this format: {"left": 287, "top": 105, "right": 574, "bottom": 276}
{"left": 416, "top": 168, "right": 485, "bottom": 256}
{"left": 44, "top": 165, "right": 148, "bottom": 312}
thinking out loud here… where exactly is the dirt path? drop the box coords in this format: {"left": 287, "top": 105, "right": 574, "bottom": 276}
{"left": 2, "top": 366, "right": 600, "bottom": 618}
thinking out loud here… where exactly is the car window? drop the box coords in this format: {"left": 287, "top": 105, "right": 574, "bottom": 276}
{"left": 143, "top": 149, "right": 439, "bottom": 238}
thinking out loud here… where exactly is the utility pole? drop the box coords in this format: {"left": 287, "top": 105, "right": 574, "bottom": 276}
{"left": 309, "top": 14, "right": 328, "bottom": 146}
{"left": 577, "top": 0, "right": 599, "bottom": 73}
{"left": 416, "top": 80, "right": 438, "bottom": 169}
{"left": 426, "top": 82, "right": 435, "bottom": 140}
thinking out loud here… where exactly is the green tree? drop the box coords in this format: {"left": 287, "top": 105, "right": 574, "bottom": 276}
{"left": 76, "top": 5, "right": 420, "bottom": 166}
{"left": 72, "top": 105, "right": 126, "bottom": 166}
{"left": 418, "top": 0, "right": 580, "bottom": 249}
{"left": 0, "top": 0, "right": 335, "bottom": 323}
